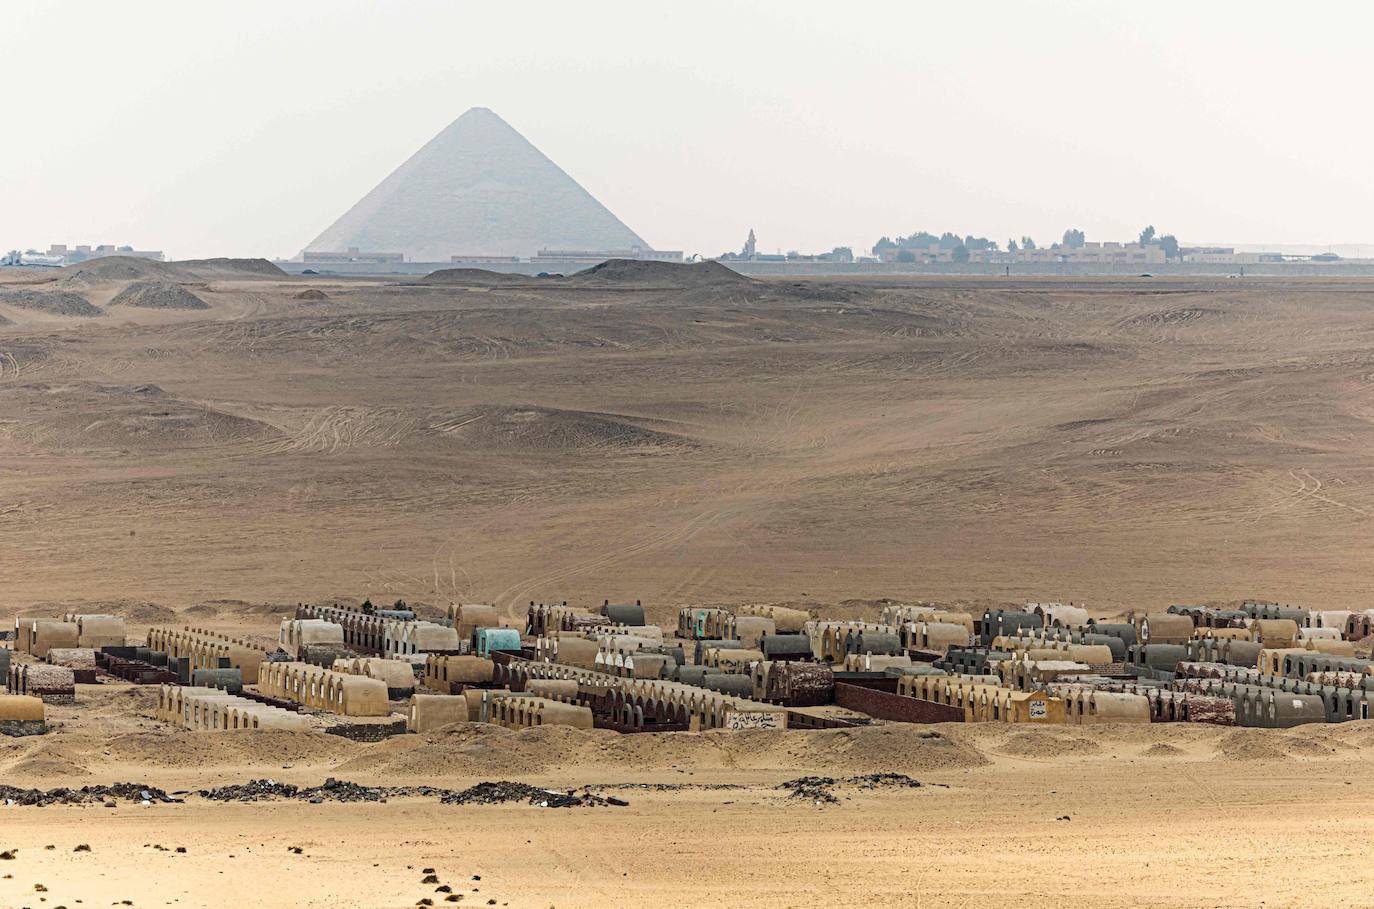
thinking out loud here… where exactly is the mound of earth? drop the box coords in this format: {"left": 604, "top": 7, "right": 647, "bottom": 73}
{"left": 56, "top": 256, "right": 283, "bottom": 289}
{"left": 173, "top": 257, "right": 287, "bottom": 278}
{"left": 1213, "top": 729, "right": 1337, "bottom": 761}
{"left": 0, "top": 382, "right": 272, "bottom": 452}
{"left": 419, "top": 268, "right": 525, "bottom": 285}
{"left": 183, "top": 599, "right": 283, "bottom": 619}
{"left": 17, "top": 598, "right": 178, "bottom": 625}
{"left": 996, "top": 729, "right": 1102, "bottom": 758}
{"left": 117, "top": 601, "right": 182, "bottom": 623}
{"left": 0, "top": 289, "right": 103, "bottom": 317}
{"left": 428, "top": 405, "right": 696, "bottom": 451}
{"left": 108, "top": 281, "right": 209, "bottom": 310}
{"left": 101, "top": 728, "right": 358, "bottom": 771}
{"left": 567, "top": 258, "right": 751, "bottom": 288}
{"left": 292, "top": 288, "right": 330, "bottom": 300}
{"left": 1140, "top": 742, "right": 1184, "bottom": 757}
{"left": 56, "top": 256, "right": 180, "bottom": 285}
{"left": 338, "top": 723, "right": 985, "bottom": 779}
{"left": 5, "top": 753, "right": 91, "bottom": 779}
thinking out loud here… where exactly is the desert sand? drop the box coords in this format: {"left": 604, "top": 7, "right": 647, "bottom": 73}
{"left": 2, "top": 685, "right": 1374, "bottom": 909}
{"left": 4, "top": 261, "right": 1374, "bottom": 907}
{"left": 4, "top": 262, "right": 1374, "bottom": 615}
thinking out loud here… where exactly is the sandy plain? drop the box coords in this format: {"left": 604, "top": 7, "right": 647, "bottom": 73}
{"left": 3, "top": 261, "right": 1374, "bottom": 614}
{"left": 3, "top": 259, "right": 1374, "bottom": 906}
{"left": 3, "top": 685, "right": 1374, "bottom": 909}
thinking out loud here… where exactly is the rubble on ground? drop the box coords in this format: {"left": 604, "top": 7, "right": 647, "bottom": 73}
{"left": 777, "top": 773, "right": 924, "bottom": 803}
{"left": 0, "top": 783, "right": 180, "bottom": 807}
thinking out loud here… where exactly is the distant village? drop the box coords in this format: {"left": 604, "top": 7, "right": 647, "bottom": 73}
{"left": 6, "top": 226, "right": 1346, "bottom": 273}
{"left": 718, "top": 226, "right": 1334, "bottom": 267}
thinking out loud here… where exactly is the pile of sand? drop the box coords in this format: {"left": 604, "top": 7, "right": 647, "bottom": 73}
{"left": 182, "top": 599, "right": 283, "bottom": 620}
{"left": 567, "top": 259, "right": 751, "bottom": 288}
{"left": 15, "top": 598, "right": 178, "bottom": 625}
{"left": 0, "top": 289, "right": 103, "bottom": 317}
{"left": 419, "top": 268, "right": 524, "bottom": 286}
{"left": 1214, "top": 729, "right": 1340, "bottom": 761}
{"left": 0, "top": 382, "right": 270, "bottom": 451}
{"left": 56, "top": 256, "right": 178, "bottom": 285}
{"left": 6, "top": 753, "right": 91, "bottom": 779}
{"left": 336, "top": 723, "right": 986, "bottom": 780}
{"left": 99, "top": 729, "right": 359, "bottom": 771}
{"left": 292, "top": 288, "right": 330, "bottom": 300}
{"left": 995, "top": 729, "right": 1103, "bottom": 758}
{"left": 55, "top": 256, "right": 283, "bottom": 289}
{"left": 173, "top": 257, "right": 286, "bottom": 278}
{"left": 108, "top": 282, "right": 209, "bottom": 310}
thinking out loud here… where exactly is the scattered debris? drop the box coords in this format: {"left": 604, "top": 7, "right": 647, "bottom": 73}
{"left": 585, "top": 782, "right": 747, "bottom": 793}
{"left": 0, "top": 783, "right": 180, "bottom": 807}
{"left": 440, "top": 782, "right": 624, "bottom": 808}
{"left": 777, "top": 773, "right": 925, "bottom": 804}
{"left": 197, "top": 778, "right": 450, "bottom": 804}
{"left": 1, "top": 778, "right": 629, "bottom": 810}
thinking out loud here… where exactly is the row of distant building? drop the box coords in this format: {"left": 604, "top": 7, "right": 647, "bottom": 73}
{"left": 870, "top": 242, "right": 1289, "bottom": 266}
{"left": 0, "top": 237, "right": 1347, "bottom": 272}
{"left": 2, "top": 244, "right": 165, "bottom": 268}
{"left": 297, "top": 237, "right": 1274, "bottom": 268}
{"left": 2, "top": 242, "right": 686, "bottom": 271}
{"left": 300, "top": 245, "right": 685, "bottom": 267}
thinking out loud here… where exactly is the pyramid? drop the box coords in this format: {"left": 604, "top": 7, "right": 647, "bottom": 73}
{"left": 305, "top": 107, "right": 650, "bottom": 261}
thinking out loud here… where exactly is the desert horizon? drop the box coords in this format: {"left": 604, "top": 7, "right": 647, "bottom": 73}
{"left": 6, "top": 4, "right": 1374, "bottom": 906}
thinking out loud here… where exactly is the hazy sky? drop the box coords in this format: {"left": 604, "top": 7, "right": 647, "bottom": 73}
{"left": 3, "top": 0, "right": 1371, "bottom": 260}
